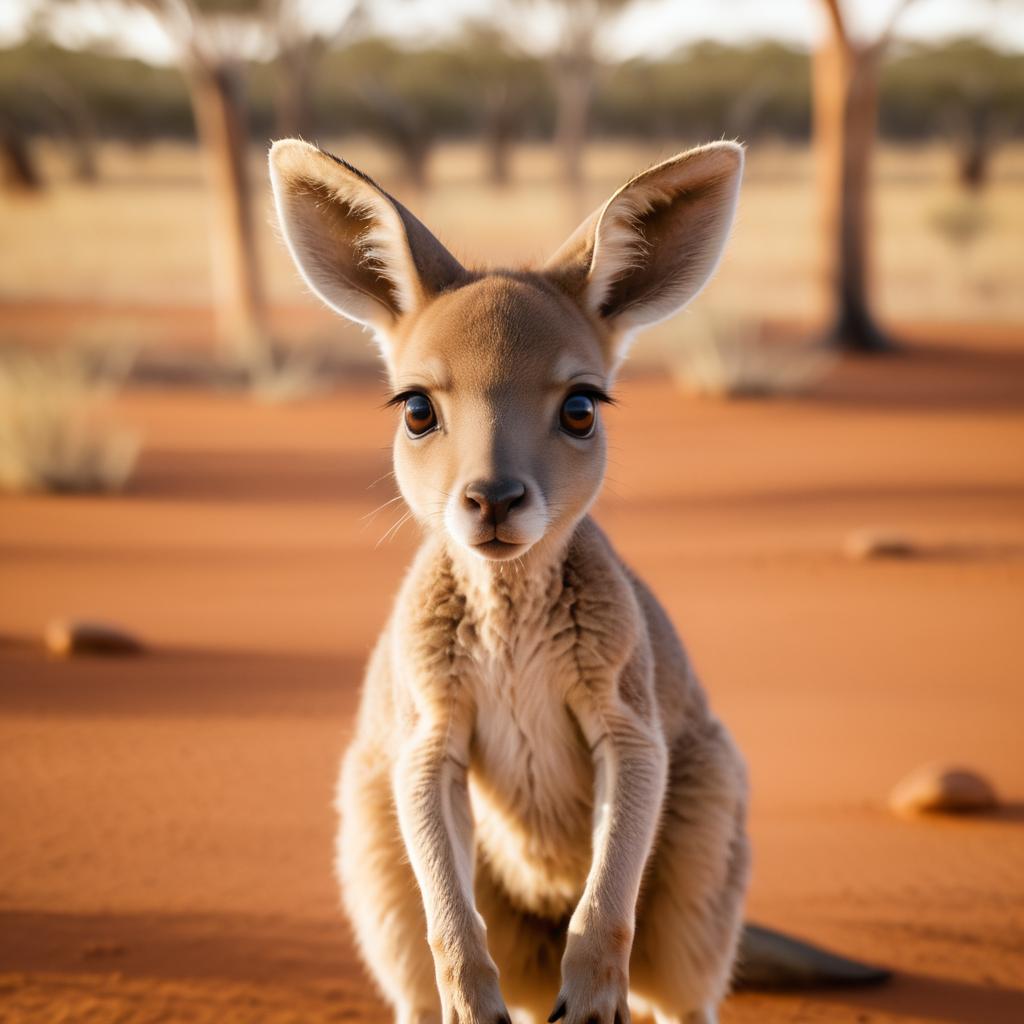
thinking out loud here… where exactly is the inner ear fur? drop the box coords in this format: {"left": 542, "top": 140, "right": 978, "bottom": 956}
{"left": 269, "top": 139, "right": 468, "bottom": 332}
{"left": 545, "top": 142, "right": 744, "bottom": 335}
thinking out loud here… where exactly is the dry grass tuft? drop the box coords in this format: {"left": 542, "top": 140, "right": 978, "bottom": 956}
{"left": 230, "top": 343, "right": 332, "bottom": 404}
{"left": 0, "top": 348, "right": 140, "bottom": 493}
{"left": 670, "top": 316, "right": 837, "bottom": 399}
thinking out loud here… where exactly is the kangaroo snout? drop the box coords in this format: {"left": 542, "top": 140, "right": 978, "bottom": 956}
{"left": 450, "top": 473, "right": 546, "bottom": 559}
{"left": 463, "top": 478, "right": 527, "bottom": 527}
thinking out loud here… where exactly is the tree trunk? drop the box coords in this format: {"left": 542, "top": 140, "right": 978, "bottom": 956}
{"left": 67, "top": 125, "right": 99, "bottom": 183}
{"left": 0, "top": 113, "right": 42, "bottom": 191}
{"left": 487, "top": 130, "right": 511, "bottom": 187}
{"left": 185, "top": 61, "right": 267, "bottom": 356}
{"left": 813, "top": 36, "right": 891, "bottom": 352}
{"left": 956, "top": 105, "right": 993, "bottom": 193}
{"left": 41, "top": 77, "right": 100, "bottom": 183}
{"left": 274, "top": 42, "right": 316, "bottom": 141}
{"left": 484, "top": 85, "right": 515, "bottom": 187}
{"left": 554, "top": 58, "right": 592, "bottom": 189}
{"left": 397, "top": 135, "right": 431, "bottom": 193}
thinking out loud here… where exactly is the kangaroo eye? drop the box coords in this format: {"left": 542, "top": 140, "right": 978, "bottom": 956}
{"left": 560, "top": 393, "right": 596, "bottom": 438}
{"left": 404, "top": 393, "right": 437, "bottom": 437}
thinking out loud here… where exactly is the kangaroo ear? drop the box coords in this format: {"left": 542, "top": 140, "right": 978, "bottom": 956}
{"left": 546, "top": 142, "right": 743, "bottom": 364}
{"left": 269, "top": 139, "right": 467, "bottom": 344}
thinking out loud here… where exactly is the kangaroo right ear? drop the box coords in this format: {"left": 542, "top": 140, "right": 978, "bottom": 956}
{"left": 269, "top": 140, "right": 468, "bottom": 343}
{"left": 545, "top": 142, "right": 743, "bottom": 370}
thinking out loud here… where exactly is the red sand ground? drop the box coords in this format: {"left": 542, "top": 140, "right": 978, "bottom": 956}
{"left": 2, "top": 339, "right": 1023, "bottom": 1023}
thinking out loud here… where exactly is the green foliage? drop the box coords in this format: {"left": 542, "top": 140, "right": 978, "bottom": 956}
{"left": 0, "top": 39, "right": 191, "bottom": 139}
{"left": 597, "top": 42, "right": 811, "bottom": 141}
{"left": 880, "top": 38, "right": 1024, "bottom": 139}
{"left": 318, "top": 38, "right": 503, "bottom": 139}
{"left": 1, "top": 33, "right": 1021, "bottom": 146}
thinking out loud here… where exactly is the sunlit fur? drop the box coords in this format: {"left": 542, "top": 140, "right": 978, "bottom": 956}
{"left": 270, "top": 138, "right": 748, "bottom": 1024}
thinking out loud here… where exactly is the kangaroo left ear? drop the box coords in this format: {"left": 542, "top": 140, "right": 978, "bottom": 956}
{"left": 268, "top": 139, "right": 468, "bottom": 356}
{"left": 545, "top": 142, "right": 743, "bottom": 367}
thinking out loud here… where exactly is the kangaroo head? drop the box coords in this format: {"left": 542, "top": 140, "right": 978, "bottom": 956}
{"left": 269, "top": 140, "right": 742, "bottom": 562}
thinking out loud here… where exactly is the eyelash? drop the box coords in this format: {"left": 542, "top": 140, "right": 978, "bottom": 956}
{"left": 383, "top": 387, "right": 616, "bottom": 408}
{"left": 567, "top": 387, "right": 616, "bottom": 406}
{"left": 384, "top": 389, "right": 427, "bottom": 409}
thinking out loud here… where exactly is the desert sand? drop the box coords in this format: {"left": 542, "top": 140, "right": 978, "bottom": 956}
{"left": 2, "top": 336, "right": 1023, "bottom": 1023}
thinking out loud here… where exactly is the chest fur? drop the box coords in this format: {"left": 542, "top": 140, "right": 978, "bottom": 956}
{"left": 462, "top": 597, "right": 595, "bottom": 913}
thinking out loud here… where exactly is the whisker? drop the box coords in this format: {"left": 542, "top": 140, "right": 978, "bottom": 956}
{"left": 361, "top": 494, "right": 405, "bottom": 524}
{"left": 376, "top": 510, "right": 413, "bottom": 548}
{"left": 366, "top": 468, "right": 396, "bottom": 490}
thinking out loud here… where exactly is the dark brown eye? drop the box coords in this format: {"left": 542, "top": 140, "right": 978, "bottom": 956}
{"left": 404, "top": 393, "right": 437, "bottom": 437}
{"left": 560, "top": 393, "right": 596, "bottom": 438}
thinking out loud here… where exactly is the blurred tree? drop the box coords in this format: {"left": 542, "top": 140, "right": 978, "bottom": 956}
{"left": 955, "top": 98, "right": 996, "bottom": 192}
{"left": 134, "top": 0, "right": 268, "bottom": 356}
{"left": 28, "top": 0, "right": 269, "bottom": 347}
{"left": 316, "top": 37, "right": 502, "bottom": 190}
{"left": 813, "top": 0, "right": 921, "bottom": 352}
{"left": 447, "top": 23, "right": 550, "bottom": 186}
{"left": 358, "top": 79, "right": 434, "bottom": 189}
{"left": 0, "top": 110, "right": 44, "bottom": 191}
{"left": 0, "top": 34, "right": 101, "bottom": 188}
{"left": 34, "top": 72, "right": 100, "bottom": 181}
{"left": 264, "top": 0, "right": 362, "bottom": 140}
{"left": 5, "top": 34, "right": 1017, "bottom": 151}
{"left": 550, "top": 0, "right": 599, "bottom": 187}
{"left": 880, "top": 38, "right": 1024, "bottom": 193}
{"left": 0, "top": 39, "right": 195, "bottom": 141}
{"left": 457, "top": 24, "right": 536, "bottom": 186}
{"left": 599, "top": 43, "right": 811, "bottom": 142}
{"left": 46, "top": 0, "right": 359, "bottom": 347}
{"left": 508, "top": 0, "right": 635, "bottom": 187}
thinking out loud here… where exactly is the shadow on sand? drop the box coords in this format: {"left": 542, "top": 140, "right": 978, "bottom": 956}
{"left": 809, "top": 970, "right": 1024, "bottom": 1023}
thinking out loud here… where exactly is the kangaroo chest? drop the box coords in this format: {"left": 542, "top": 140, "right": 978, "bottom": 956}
{"left": 462, "top": 597, "right": 596, "bottom": 917}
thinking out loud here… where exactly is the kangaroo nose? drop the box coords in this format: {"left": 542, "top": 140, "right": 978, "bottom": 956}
{"left": 464, "top": 478, "right": 527, "bottom": 527}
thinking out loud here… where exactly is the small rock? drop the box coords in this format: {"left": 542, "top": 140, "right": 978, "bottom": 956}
{"left": 844, "top": 529, "right": 917, "bottom": 560}
{"left": 889, "top": 763, "right": 999, "bottom": 816}
{"left": 44, "top": 619, "right": 143, "bottom": 658}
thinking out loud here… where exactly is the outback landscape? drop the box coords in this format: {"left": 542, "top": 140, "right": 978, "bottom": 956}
{"left": 2, "top": 323, "right": 1023, "bottom": 1022}
{"left": 2, "top": 14, "right": 1024, "bottom": 1019}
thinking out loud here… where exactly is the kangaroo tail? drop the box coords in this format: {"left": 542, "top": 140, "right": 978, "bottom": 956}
{"left": 734, "top": 923, "right": 891, "bottom": 990}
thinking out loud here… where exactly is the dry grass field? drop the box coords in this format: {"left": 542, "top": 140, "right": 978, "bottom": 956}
{"left": 1, "top": 140, "right": 1022, "bottom": 361}
{"left": 1, "top": 139, "right": 1023, "bottom": 1023}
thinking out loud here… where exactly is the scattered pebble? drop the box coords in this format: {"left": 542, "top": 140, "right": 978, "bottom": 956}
{"left": 844, "top": 529, "right": 917, "bottom": 560}
{"left": 44, "top": 619, "right": 143, "bottom": 658}
{"left": 889, "top": 763, "right": 999, "bottom": 816}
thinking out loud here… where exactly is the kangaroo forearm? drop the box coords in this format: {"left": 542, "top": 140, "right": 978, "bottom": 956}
{"left": 394, "top": 740, "right": 487, "bottom": 960}
{"left": 574, "top": 740, "right": 667, "bottom": 936}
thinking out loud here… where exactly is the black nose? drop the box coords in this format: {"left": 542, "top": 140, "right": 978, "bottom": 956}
{"left": 464, "top": 478, "right": 527, "bottom": 527}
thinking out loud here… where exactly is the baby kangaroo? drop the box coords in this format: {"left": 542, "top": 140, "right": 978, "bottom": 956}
{"left": 270, "top": 140, "right": 748, "bottom": 1024}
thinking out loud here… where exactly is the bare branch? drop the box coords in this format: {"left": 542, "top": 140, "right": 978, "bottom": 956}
{"left": 134, "top": 0, "right": 213, "bottom": 70}
{"left": 875, "top": 0, "right": 923, "bottom": 53}
{"left": 819, "top": 0, "right": 849, "bottom": 46}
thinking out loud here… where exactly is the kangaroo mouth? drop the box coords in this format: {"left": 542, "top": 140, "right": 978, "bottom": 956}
{"left": 472, "top": 537, "right": 529, "bottom": 560}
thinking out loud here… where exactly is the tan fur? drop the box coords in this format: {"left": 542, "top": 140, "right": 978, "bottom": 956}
{"left": 270, "top": 139, "right": 748, "bottom": 1024}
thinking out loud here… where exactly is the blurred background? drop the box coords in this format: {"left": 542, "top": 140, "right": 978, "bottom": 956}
{"left": 1, "top": 2, "right": 1023, "bottom": 1023}
{"left": 2, "top": 0, "right": 1023, "bottom": 374}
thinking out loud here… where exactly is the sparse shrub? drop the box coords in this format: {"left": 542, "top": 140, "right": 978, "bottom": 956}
{"left": 226, "top": 341, "right": 331, "bottom": 404}
{"left": 0, "top": 348, "right": 139, "bottom": 493}
{"left": 930, "top": 195, "right": 992, "bottom": 298}
{"left": 930, "top": 195, "right": 989, "bottom": 252}
{"left": 670, "top": 317, "right": 836, "bottom": 399}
